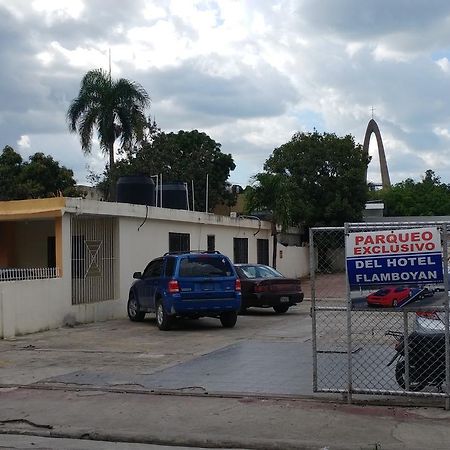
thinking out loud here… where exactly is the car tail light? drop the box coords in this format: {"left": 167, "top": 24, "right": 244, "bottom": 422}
{"left": 235, "top": 278, "right": 241, "bottom": 292}
{"left": 255, "top": 284, "right": 268, "bottom": 293}
{"left": 416, "top": 311, "right": 440, "bottom": 320}
{"left": 168, "top": 280, "right": 180, "bottom": 294}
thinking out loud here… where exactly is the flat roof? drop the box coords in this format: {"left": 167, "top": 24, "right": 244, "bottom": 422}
{"left": 0, "top": 197, "right": 271, "bottom": 230}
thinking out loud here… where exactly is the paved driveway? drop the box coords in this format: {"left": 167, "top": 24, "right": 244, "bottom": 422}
{"left": 0, "top": 303, "right": 315, "bottom": 397}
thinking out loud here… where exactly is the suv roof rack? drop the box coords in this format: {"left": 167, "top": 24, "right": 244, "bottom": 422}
{"left": 163, "top": 250, "right": 222, "bottom": 256}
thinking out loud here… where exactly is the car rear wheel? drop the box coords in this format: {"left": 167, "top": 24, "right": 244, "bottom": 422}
{"left": 220, "top": 311, "right": 237, "bottom": 328}
{"left": 127, "top": 293, "right": 145, "bottom": 322}
{"left": 273, "top": 304, "right": 290, "bottom": 314}
{"left": 156, "top": 300, "right": 173, "bottom": 331}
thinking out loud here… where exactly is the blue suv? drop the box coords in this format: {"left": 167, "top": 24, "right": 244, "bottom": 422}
{"left": 127, "top": 251, "right": 242, "bottom": 330}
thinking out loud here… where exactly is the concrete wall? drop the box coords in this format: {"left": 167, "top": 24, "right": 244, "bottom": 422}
{"left": 0, "top": 278, "right": 68, "bottom": 338}
{"left": 117, "top": 215, "right": 273, "bottom": 304}
{"left": 277, "top": 244, "right": 310, "bottom": 279}
{"left": 0, "top": 199, "right": 311, "bottom": 338}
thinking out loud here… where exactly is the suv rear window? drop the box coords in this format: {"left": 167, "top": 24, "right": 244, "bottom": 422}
{"left": 165, "top": 257, "right": 176, "bottom": 277}
{"left": 179, "top": 256, "right": 233, "bottom": 277}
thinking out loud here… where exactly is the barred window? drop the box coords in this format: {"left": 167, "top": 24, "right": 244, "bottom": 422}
{"left": 257, "top": 238, "right": 269, "bottom": 265}
{"left": 233, "top": 237, "right": 248, "bottom": 264}
{"left": 169, "top": 232, "right": 190, "bottom": 253}
{"left": 207, "top": 235, "right": 215, "bottom": 252}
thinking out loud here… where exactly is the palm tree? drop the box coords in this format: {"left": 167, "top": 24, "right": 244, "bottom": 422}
{"left": 67, "top": 69, "right": 150, "bottom": 200}
{"left": 245, "top": 172, "right": 295, "bottom": 268}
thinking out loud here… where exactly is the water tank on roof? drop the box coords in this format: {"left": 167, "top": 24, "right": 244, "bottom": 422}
{"left": 157, "top": 182, "right": 188, "bottom": 210}
{"left": 117, "top": 175, "right": 155, "bottom": 206}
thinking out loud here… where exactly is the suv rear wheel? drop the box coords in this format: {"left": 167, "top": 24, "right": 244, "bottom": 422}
{"left": 156, "top": 300, "right": 173, "bottom": 331}
{"left": 127, "top": 293, "right": 145, "bottom": 322}
{"left": 220, "top": 311, "right": 237, "bottom": 328}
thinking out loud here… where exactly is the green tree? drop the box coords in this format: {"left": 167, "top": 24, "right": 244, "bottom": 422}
{"left": 100, "top": 129, "right": 236, "bottom": 212}
{"left": 245, "top": 173, "right": 295, "bottom": 268}
{"left": 0, "top": 146, "right": 79, "bottom": 200}
{"left": 0, "top": 145, "right": 23, "bottom": 200}
{"left": 67, "top": 69, "right": 150, "bottom": 200}
{"left": 263, "top": 131, "right": 370, "bottom": 228}
{"left": 372, "top": 170, "right": 450, "bottom": 216}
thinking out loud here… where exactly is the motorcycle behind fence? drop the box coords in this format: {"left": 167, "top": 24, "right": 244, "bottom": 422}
{"left": 387, "top": 328, "right": 447, "bottom": 392}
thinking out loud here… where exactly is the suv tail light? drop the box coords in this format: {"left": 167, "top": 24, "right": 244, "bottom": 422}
{"left": 235, "top": 278, "right": 241, "bottom": 292}
{"left": 416, "top": 311, "right": 440, "bottom": 320}
{"left": 168, "top": 280, "right": 180, "bottom": 294}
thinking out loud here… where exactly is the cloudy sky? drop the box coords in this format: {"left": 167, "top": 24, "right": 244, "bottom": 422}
{"left": 2, "top": 0, "right": 450, "bottom": 187}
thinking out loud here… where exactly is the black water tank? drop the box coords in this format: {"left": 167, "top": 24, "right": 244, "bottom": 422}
{"left": 117, "top": 176, "right": 155, "bottom": 206}
{"left": 157, "top": 182, "right": 188, "bottom": 210}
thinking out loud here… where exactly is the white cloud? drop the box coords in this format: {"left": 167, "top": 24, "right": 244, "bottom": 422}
{"left": 372, "top": 44, "right": 414, "bottom": 63}
{"left": 143, "top": 3, "right": 167, "bottom": 21}
{"left": 436, "top": 57, "right": 450, "bottom": 72}
{"left": 32, "top": 0, "right": 85, "bottom": 22}
{"left": 3, "top": 0, "right": 450, "bottom": 188}
{"left": 17, "top": 135, "right": 31, "bottom": 149}
{"left": 434, "top": 126, "right": 450, "bottom": 139}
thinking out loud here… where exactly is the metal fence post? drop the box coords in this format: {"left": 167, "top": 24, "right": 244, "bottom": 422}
{"left": 403, "top": 311, "right": 410, "bottom": 391}
{"left": 345, "top": 222, "right": 352, "bottom": 404}
{"left": 310, "top": 227, "right": 318, "bottom": 392}
{"left": 442, "top": 225, "right": 450, "bottom": 410}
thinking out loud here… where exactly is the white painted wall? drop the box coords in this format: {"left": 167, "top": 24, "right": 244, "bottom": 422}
{"left": 0, "top": 278, "right": 68, "bottom": 338}
{"left": 0, "top": 199, "right": 311, "bottom": 338}
{"left": 117, "top": 215, "right": 273, "bottom": 303}
{"left": 276, "top": 244, "right": 310, "bottom": 279}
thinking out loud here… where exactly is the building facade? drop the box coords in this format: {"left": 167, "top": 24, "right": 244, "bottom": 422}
{"left": 0, "top": 198, "right": 309, "bottom": 338}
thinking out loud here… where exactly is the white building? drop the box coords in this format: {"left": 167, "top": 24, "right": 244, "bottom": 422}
{"left": 0, "top": 198, "right": 309, "bottom": 338}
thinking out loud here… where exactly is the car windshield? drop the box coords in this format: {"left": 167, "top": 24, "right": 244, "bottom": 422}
{"left": 394, "top": 287, "right": 407, "bottom": 292}
{"left": 373, "top": 289, "right": 390, "bottom": 296}
{"left": 239, "top": 265, "right": 283, "bottom": 279}
{"left": 179, "top": 256, "right": 233, "bottom": 277}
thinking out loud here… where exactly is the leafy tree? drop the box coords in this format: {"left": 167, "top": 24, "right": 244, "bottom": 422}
{"left": 245, "top": 173, "right": 295, "bottom": 268}
{"left": 372, "top": 170, "right": 450, "bottom": 216}
{"left": 263, "top": 131, "right": 370, "bottom": 228}
{"left": 0, "top": 146, "right": 79, "bottom": 200}
{"left": 99, "top": 129, "right": 236, "bottom": 212}
{"left": 67, "top": 69, "right": 150, "bottom": 200}
{"left": 0, "top": 145, "right": 23, "bottom": 200}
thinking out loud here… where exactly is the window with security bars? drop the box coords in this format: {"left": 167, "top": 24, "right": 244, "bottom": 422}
{"left": 169, "top": 232, "right": 190, "bottom": 252}
{"left": 207, "top": 235, "right": 215, "bottom": 252}
{"left": 71, "top": 217, "right": 116, "bottom": 305}
{"left": 257, "top": 238, "right": 269, "bottom": 265}
{"left": 233, "top": 237, "right": 248, "bottom": 263}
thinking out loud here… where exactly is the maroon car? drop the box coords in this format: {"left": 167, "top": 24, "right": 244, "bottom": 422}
{"left": 234, "top": 264, "right": 304, "bottom": 313}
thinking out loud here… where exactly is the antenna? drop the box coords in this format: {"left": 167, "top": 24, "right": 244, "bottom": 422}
{"left": 108, "top": 48, "right": 112, "bottom": 82}
{"left": 371, "top": 106, "right": 375, "bottom": 119}
{"left": 205, "top": 174, "right": 209, "bottom": 213}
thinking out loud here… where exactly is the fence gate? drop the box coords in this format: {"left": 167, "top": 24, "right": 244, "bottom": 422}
{"left": 71, "top": 216, "right": 117, "bottom": 305}
{"left": 311, "top": 223, "right": 450, "bottom": 408}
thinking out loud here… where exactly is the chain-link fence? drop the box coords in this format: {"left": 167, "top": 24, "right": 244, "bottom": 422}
{"left": 311, "top": 222, "right": 450, "bottom": 408}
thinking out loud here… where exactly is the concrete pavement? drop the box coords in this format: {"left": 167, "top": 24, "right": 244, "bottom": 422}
{"left": 0, "top": 434, "right": 238, "bottom": 450}
{"left": 2, "top": 385, "right": 450, "bottom": 449}
{"left": 1, "top": 304, "right": 450, "bottom": 449}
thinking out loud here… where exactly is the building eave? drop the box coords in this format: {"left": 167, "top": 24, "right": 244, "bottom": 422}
{"left": 0, "top": 197, "right": 65, "bottom": 221}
